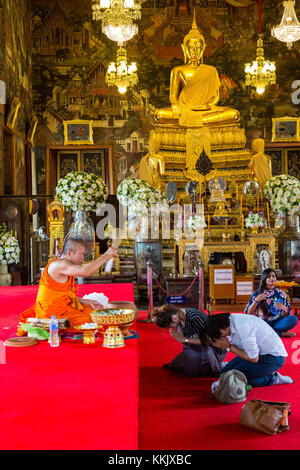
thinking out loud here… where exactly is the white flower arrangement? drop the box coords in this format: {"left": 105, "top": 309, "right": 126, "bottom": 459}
{"left": 0, "top": 224, "right": 20, "bottom": 265}
{"left": 187, "top": 215, "right": 206, "bottom": 231}
{"left": 117, "top": 178, "right": 169, "bottom": 217}
{"left": 264, "top": 174, "right": 300, "bottom": 215}
{"left": 55, "top": 171, "right": 108, "bottom": 212}
{"left": 245, "top": 212, "right": 267, "bottom": 228}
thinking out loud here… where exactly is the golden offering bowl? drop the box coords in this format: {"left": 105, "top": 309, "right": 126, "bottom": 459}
{"left": 74, "top": 326, "right": 98, "bottom": 344}
{"left": 90, "top": 301, "right": 137, "bottom": 348}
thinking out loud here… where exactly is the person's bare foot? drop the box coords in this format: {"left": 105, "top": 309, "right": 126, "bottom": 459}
{"left": 281, "top": 331, "right": 296, "bottom": 338}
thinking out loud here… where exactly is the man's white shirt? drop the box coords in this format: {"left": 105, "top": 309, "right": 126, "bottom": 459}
{"left": 228, "top": 314, "right": 288, "bottom": 360}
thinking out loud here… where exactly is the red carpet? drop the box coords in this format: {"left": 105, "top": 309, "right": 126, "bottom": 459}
{"left": 138, "top": 311, "right": 300, "bottom": 450}
{"left": 0, "top": 284, "right": 138, "bottom": 450}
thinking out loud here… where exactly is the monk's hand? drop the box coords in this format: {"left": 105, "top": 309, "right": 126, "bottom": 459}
{"left": 105, "top": 247, "right": 118, "bottom": 259}
{"left": 81, "top": 298, "right": 103, "bottom": 310}
{"left": 211, "top": 337, "right": 230, "bottom": 349}
{"left": 169, "top": 328, "right": 185, "bottom": 343}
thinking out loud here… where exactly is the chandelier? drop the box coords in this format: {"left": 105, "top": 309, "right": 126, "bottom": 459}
{"left": 271, "top": 0, "right": 300, "bottom": 49}
{"left": 244, "top": 0, "right": 276, "bottom": 95}
{"left": 92, "top": 0, "right": 140, "bottom": 45}
{"left": 106, "top": 47, "right": 138, "bottom": 94}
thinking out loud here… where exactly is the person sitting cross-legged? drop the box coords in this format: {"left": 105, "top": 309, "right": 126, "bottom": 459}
{"left": 17, "top": 237, "right": 118, "bottom": 335}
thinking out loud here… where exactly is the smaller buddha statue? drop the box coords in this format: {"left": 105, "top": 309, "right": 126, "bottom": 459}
{"left": 209, "top": 178, "right": 226, "bottom": 202}
{"left": 155, "top": 12, "right": 240, "bottom": 127}
{"left": 249, "top": 138, "right": 272, "bottom": 188}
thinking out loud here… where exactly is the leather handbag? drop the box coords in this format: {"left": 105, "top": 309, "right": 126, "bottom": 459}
{"left": 240, "top": 400, "right": 291, "bottom": 435}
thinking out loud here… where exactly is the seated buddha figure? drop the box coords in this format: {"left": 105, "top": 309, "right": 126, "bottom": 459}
{"left": 155, "top": 15, "right": 240, "bottom": 127}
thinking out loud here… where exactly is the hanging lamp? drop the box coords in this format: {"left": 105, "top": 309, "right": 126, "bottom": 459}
{"left": 271, "top": 0, "right": 300, "bottom": 49}
{"left": 244, "top": 0, "right": 276, "bottom": 95}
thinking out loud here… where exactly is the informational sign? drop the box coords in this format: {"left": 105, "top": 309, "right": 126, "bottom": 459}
{"left": 236, "top": 281, "right": 253, "bottom": 297}
{"left": 167, "top": 295, "right": 186, "bottom": 304}
{"left": 214, "top": 268, "right": 233, "bottom": 285}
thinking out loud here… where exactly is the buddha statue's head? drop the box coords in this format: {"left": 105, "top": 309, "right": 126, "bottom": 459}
{"left": 182, "top": 12, "right": 206, "bottom": 64}
{"left": 252, "top": 138, "right": 265, "bottom": 154}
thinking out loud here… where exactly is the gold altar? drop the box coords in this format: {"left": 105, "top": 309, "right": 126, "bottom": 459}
{"left": 177, "top": 233, "right": 275, "bottom": 276}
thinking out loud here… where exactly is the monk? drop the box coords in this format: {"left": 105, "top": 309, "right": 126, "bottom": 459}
{"left": 249, "top": 138, "right": 272, "bottom": 189}
{"left": 16, "top": 238, "right": 118, "bottom": 336}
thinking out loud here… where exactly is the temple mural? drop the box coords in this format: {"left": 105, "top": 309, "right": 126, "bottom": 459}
{"left": 29, "top": 0, "right": 300, "bottom": 188}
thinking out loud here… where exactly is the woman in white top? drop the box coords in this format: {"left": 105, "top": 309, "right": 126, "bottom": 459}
{"left": 202, "top": 313, "right": 293, "bottom": 387}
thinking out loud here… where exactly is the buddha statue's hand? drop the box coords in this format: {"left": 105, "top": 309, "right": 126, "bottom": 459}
{"left": 171, "top": 104, "right": 181, "bottom": 117}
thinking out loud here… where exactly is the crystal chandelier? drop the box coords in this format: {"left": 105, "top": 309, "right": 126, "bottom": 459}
{"left": 271, "top": 0, "right": 300, "bottom": 49}
{"left": 106, "top": 47, "right": 138, "bottom": 94}
{"left": 244, "top": 0, "right": 276, "bottom": 95}
{"left": 92, "top": 0, "right": 140, "bottom": 45}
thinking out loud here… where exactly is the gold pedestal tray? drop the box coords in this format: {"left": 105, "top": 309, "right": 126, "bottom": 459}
{"left": 74, "top": 325, "right": 98, "bottom": 344}
{"left": 90, "top": 301, "right": 137, "bottom": 349}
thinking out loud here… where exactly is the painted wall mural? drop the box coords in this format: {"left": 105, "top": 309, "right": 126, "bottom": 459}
{"left": 30, "top": 0, "right": 300, "bottom": 190}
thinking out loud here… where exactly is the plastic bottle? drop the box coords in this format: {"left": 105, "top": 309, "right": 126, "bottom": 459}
{"left": 49, "top": 315, "right": 59, "bottom": 347}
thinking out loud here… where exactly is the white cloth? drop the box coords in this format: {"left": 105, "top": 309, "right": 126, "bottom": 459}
{"left": 82, "top": 292, "right": 109, "bottom": 308}
{"left": 229, "top": 314, "right": 288, "bottom": 360}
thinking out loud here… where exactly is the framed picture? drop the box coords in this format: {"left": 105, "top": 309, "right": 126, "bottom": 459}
{"left": 272, "top": 117, "right": 300, "bottom": 142}
{"left": 82, "top": 150, "right": 105, "bottom": 179}
{"left": 27, "top": 116, "right": 38, "bottom": 144}
{"left": 135, "top": 241, "right": 162, "bottom": 284}
{"left": 13, "top": 135, "right": 26, "bottom": 195}
{"left": 57, "top": 151, "right": 80, "bottom": 180}
{"left": 63, "top": 120, "right": 94, "bottom": 145}
{"left": 6, "top": 97, "right": 21, "bottom": 130}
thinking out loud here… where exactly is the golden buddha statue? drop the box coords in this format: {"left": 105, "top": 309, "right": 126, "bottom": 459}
{"left": 155, "top": 13, "right": 240, "bottom": 127}
{"left": 249, "top": 138, "right": 272, "bottom": 188}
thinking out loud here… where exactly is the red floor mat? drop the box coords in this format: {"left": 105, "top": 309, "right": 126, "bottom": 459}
{"left": 0, "top": 284, "right": 138, "bottom": 450}
{"left": 138, "top": 311, "right": 300, "bottom": 450}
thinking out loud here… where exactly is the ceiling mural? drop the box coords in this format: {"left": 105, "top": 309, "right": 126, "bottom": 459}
{"left": 30, "top": 0, "right": 300, "bottom": 183}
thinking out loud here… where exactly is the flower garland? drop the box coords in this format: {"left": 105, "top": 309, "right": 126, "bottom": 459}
{"left": 264, "top": 174, "right": 300, "bottom": 215}
{"left": 187, "top": 214, "right": 207, "bottom": 231}
{"left": 245, "top": 212, "right": 267, "bottom": 228}
{"left": 0, "top": 224, "right": 20, "bottom": 265}
{"left": 117, "top": 178, "right": 169, "bottom": 217}
{"left": 55, "top": 171, "right": 108, "bottom": 212}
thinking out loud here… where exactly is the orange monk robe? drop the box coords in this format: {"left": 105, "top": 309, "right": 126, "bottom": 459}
{"left": 16, "top": 259, "right": 93, "bottom": 336}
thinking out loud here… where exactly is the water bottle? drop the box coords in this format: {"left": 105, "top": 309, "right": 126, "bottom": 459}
{"left": 49, "top": 315, "right": 59, "bottom": 347}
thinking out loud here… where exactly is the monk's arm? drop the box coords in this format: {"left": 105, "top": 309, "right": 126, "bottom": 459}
{"left": 56, "top": 250, "right": 116, "bottom": 278}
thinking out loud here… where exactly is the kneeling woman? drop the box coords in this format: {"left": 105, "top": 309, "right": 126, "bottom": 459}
{"left": 152, "top": 304, "right": 226, "bottom": 377}
{"left": 245, "top": 268, "right": 298, "bottom": 337}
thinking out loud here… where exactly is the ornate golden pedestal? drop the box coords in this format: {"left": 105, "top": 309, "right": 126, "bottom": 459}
{"left": 140, "top": 124, "right": 253, "bottom": 195}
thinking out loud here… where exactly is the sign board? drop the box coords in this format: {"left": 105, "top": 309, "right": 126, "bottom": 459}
{"left": 209, "top": 265, "right": 235, "bottom": 300}
{"left": 235, "top": 276, "right": 254, "bottom": 304}
{"left": 236, "top": 281, "right": 253, "bottom": 296}
{"left": 167, "top": 295, "right": 186, "bottom": 304}
{"left": 214, "top": 268, "right": 233, "bottom": 285}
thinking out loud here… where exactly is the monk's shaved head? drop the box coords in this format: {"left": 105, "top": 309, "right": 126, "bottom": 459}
{"left": 61, "top": 237, "right": 87, "bottom": 256}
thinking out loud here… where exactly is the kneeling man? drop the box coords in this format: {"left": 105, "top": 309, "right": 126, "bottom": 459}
{"left": 17, "top": 238, "right": 118, "bottom": 335}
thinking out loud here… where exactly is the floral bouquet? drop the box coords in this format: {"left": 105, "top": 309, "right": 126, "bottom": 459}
{"left": 264, "top": 174, "right": 300, "bottom": 215}
{"left": 245, "top": 212, "right": 267, "bottom": 228}
{"left": 0, "top": 224, "right": 20, "bottom": 264}
{"left": 117, "top": 178, "right": 169, "bottom": 217}
{"left": 187, "top": 214, "right": 206, "bottom": 231}
{"left": 55, "top": 171, "right": 108, "bottom": 212}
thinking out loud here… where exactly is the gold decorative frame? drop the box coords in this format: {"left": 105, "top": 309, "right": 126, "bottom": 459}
{"left": 6, "top": 97, "right": 21, "bottom": 130}
{"left": 27, "top": 116, "right": 38, "bottom": 144}
{"left": 63, "top": 120, "right": 94, "bottom": 145}
{"left": 272, "top": 117, "right": 300, "bottom": 142}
